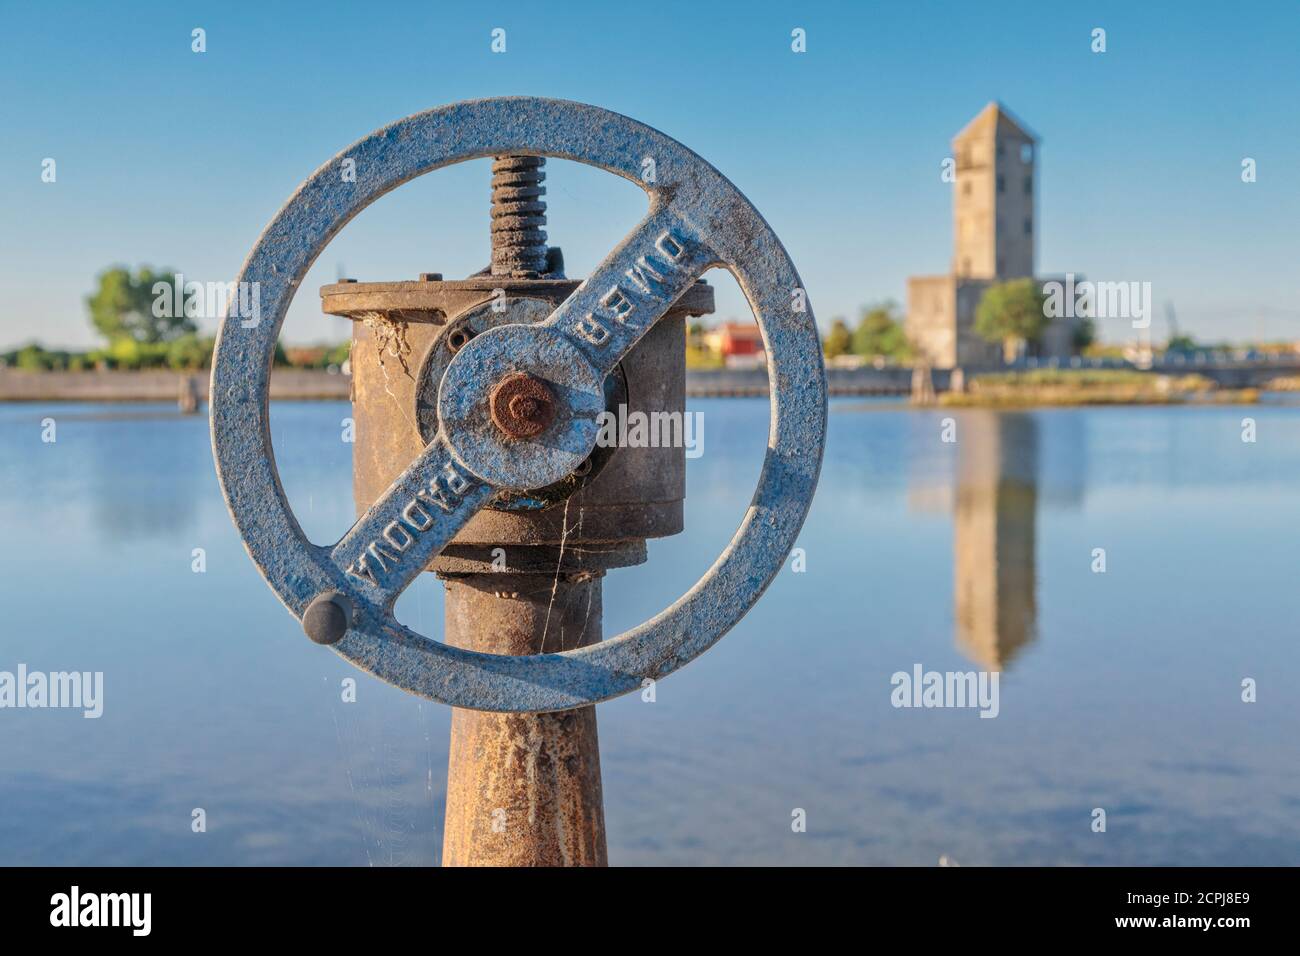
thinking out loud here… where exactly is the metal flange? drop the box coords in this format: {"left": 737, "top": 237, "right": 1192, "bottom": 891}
{"left": 210, "top": 97, "right": 827, "bottom": 713}
{"left": 320, "top": 276, "right": 715, "bottom": 325}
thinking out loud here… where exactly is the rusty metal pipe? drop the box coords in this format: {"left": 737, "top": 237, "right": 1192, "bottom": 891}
{"left": 440, "top": 571, "right": 607, "bottom": 866}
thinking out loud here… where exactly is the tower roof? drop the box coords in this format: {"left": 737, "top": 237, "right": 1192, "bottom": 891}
{"left": 952, "top": 101, "right": 1038, "bottom": 145}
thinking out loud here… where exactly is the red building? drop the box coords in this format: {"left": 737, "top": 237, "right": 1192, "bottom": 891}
{"left": 707, "top": 321, "right": 765, "bottom": 360}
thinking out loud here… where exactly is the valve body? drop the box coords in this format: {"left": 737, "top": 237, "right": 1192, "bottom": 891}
{"left": 322, "top": 194, "right": 713, "bottom": 865}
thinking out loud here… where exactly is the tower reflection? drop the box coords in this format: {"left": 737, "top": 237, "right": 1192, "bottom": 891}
{"left": 952, "top": 412, "right": 1038, "bottom": 670}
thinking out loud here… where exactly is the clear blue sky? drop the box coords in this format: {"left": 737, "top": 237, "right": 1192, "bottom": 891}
{"left": 2, "top": 0, "right": 1297, "bottom": 349}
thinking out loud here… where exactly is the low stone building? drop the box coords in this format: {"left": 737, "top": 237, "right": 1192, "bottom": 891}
{"left": 906, "top": 103, "right": 1080, "bottom": 368}
{"left": 703, "top": 321, "right": 765, "bottom": 368}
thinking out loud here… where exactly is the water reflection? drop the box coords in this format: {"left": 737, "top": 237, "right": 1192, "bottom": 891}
{"left": 2, "top": 398, "right": 1297, "bottom": 864}
{"left": 82, "top": 410, "right": 209, "bottom": 541}
{"left": 952, "top": 412, "right": 1038, "bottom": 670}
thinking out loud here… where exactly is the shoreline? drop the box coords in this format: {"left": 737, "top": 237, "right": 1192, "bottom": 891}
{"left": 0, "top": 368, "right": 350, "bottom": 403}
{"left": 0, "top": 367, "right": 1283, "bottom": 407}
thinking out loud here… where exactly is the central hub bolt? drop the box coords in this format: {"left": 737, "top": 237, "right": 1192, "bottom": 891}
{"left": 490, "top": 372, "right": 556, "bottom": 439}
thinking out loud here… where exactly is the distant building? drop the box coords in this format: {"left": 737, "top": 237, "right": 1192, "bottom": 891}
{"left": 283, "top": 346, "right": 330, "bottom": 368}
{"left": 704, "top": 321, "right": 765, "bottom": 367}
{"left": 906, "top": 102, "right": 1080, "bottom": 368}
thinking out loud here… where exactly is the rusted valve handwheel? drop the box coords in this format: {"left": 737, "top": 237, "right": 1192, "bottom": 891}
{"left": 211, "top": 98, "right": 827, "bottom": 713}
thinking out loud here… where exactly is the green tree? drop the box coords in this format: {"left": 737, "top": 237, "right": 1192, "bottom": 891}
{"left": 108, "top": 337, "right": 144, "bottom": 369}
{"left": 823, "top": 318, "right": 852, "bottom": 358}
{"left": 975, "top": 279, "right": 1047, "bottom": 363}
{"left": 851, "top": 301, "right": 910, "bottom": 360}
{"left": 1073, "top": 317, "right": 1097, "bottom": 351}
{"left": 15, "top": 344, "right": 48, "bottom": 371}
{"left": 8, "top": 344, "right": 74, "bottom": 370}
{"left": 166, "top": 334, "right": 213, "bottom": 370}
{"left": 324, "top": 340, "right": 352, "bottom": 367}
{"left": 86, "top": 266, "right": 196, "bottom": 344}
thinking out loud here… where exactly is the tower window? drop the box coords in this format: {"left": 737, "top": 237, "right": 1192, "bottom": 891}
{"left": 1023, "top": 218, "right": 1032, "bottom": 235}
{"left": 1024, "top": 175, "right": 1032, "bottom": 195}
{"left": 1020, "top": 144, "right": 1033, "bottom": 163}
{"left": 997, "top": 174, "right": 1005, "bottom": 194}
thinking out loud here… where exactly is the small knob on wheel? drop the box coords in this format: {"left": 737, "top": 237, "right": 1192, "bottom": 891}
{"left": 303, "top": 591, "right": 353, "bottom": 645}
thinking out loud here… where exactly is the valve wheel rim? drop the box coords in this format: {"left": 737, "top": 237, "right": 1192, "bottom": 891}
{"left": 210, "top": 97, "right": 827, "bottom": 713}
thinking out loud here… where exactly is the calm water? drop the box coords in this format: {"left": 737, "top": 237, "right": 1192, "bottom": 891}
{"left": 1, "top": 396, "right": 1297, "bottom": 865}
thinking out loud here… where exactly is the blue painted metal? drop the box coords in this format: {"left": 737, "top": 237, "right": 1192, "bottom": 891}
{"left": 210, "top": 97, "right": 827, "bottom": 713}
{"left": 438, "top": 323, "right": 606, "bottom": 491}
{"left": 412, "top": 295, "right": 629, "bottom": 512}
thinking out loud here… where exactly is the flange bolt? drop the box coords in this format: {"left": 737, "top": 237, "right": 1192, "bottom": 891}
{"left": 490, "top": 372, "right": 557, "bottom": 439}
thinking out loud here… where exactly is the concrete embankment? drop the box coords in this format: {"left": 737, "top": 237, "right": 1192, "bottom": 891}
{"left": 7, "top": 362, "right": 1300, "bottom": 405}
{"left": 685, "top": 366, "right": 945, "bottom": 397}
{"left": 0, "top": 366, "right": 930, "bottom": 402}
{"left": 0, "top": 369, "right": 351, "bottom": 402}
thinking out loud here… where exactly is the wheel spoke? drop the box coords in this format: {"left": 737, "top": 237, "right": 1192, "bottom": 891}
{"left": 543, "top": 206, "right": 715, "bottom": 379}
{"left": 329, "top": 431, "right": 494, "bottom": 609}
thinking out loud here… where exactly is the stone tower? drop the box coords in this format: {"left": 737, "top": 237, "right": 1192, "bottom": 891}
{"left": 952, "top": 102, "right": 1036, "bottom": 280}
{"left": 906, "top": 102, "right": 1075, "bottom": 368}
